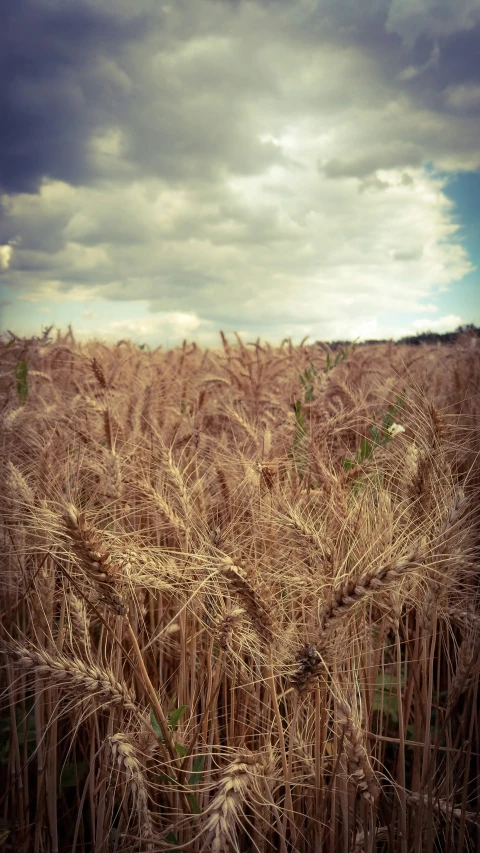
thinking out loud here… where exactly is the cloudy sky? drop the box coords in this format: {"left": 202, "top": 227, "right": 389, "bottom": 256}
{"left": 1, "top": 0, "right": 479, "bottom": 347}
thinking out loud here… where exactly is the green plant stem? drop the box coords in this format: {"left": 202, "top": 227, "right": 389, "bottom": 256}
{"left": 124, "top": 618, "right": 192, "bottom": 813}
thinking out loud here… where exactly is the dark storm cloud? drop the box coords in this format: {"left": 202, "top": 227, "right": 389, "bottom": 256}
{"left": 1, "top": 0, "right": 293, "bottom": 196}
{"left": 0, "top": 0, "right": 150, "bottom": 193}
{"left": 436, "top": 23, "right": 480, "bottom": 88}
{"left": 3, "top": 0, "right": 480, "bottom": 197}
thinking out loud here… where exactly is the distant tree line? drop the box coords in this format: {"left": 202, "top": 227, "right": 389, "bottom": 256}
{"left": 318, "top": 324, "right": 479, "bottom": 350}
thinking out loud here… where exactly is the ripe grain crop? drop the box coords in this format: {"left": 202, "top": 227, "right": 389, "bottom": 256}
{"left": 0, "top": 327, "right": 479, "bottom": 852}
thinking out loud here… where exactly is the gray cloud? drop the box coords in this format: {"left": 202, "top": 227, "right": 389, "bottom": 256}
{"left": 385, "top": 0, "right": 480, "bottom": 47}
{"left": 322, "top": 143, "right": 425, "bottom": 180}
{"left": 2, "top": 0, "right": 480, "bottom": 195}
{"left": 1, "top": 0, "right": 479, "bottom": 343}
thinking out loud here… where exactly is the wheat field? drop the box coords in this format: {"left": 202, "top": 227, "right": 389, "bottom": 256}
{"left": 1, "top": 327, "right": 479, "bottom": 852}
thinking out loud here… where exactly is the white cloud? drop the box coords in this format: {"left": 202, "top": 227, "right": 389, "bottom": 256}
{"left": 90, "top": 127, "right": 128, "bottom": 158}
{"left": 411, "top": 314, "right": 464, "bottom": 333}
{"left": 3, "top": 158, "right": 473, "bottom": 340}
{"left": 75, "top": 311, "right": 211, "bottom": 346}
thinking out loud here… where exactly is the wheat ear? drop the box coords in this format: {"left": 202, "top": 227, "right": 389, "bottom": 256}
{"left": 336, "top": 697, "right": 380, "bottom": 804}
{"left": 319, "top": 544, "right": 424, "bottom": 638}
{"left": 109, "top": 733, "right": 154, "bottom": 844}
{"left": 90, "top": 357, "right": 108, "bottom": 389}
{"left": 290, "top": 643, "right": 326, "bottom": 694}
{"left": 7, "top": 645, "right": 138, "bottom": 713}
{"left": 64, "top": 503, "right": 126, "bottom": 614}
{"left": 6, "top": 460, "right": 35, "bottom": 506}
{"left": 137, "top": 482, "right": 188, "bottom": 534}
{"left": 204, "top": 753, "right": 264, "bottom": 853}
{"left": 448, "top": 630, "right": 480, "bottom": 705}
{"left": 218, "top": 558, "right": 273, "bottom": 646}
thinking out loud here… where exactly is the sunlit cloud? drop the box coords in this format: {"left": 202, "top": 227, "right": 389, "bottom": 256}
{"left": 0, "top": 246, "right": 13, "bottom": 270}
{"left": 411, "top": 314, "right": 465, "bottom": 333}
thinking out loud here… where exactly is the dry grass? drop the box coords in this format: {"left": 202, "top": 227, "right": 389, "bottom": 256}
{"left": 0, "top": 327, "right": 479, "bottom": 852}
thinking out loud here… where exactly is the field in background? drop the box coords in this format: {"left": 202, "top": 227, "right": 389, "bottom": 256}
{"left": 1, "top": 328, "right": 479, "bottom": 853}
